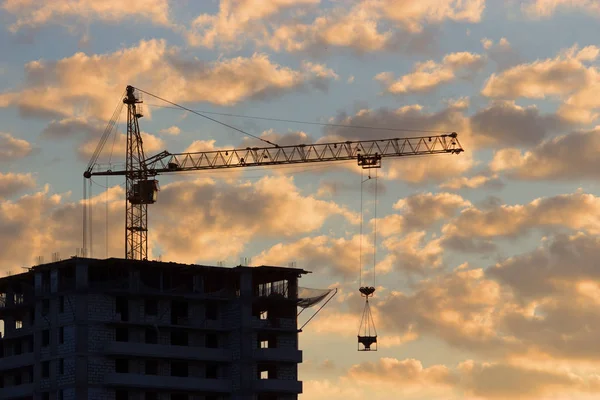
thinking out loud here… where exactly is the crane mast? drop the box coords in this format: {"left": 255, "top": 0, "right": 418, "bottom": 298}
{"left": 85, "top": 85, "right": 464, "bottom": 260}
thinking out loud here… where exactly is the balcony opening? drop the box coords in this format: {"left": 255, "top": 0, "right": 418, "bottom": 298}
{"left": 115, "top": 358, "right": 129, "bottom": 373}
{"left": 14, "top": 340, "right": 22, "bottom": 355}
{"left": 171, "top": 361, "right": 188, "bottom": 377}
{"left": 145, "top": 328, "right": 158, "bottom": 344}
{"left": 171, "top": 330, "right": 188, "bottom": 346}
{"left": 205, "top": 301, "right": 218, "bottom": 320}
{"left": 42, "top": 330, "right": 50, "bottom": 347}
{"left": 205, "top": 363, "right": 218, "bottom": 379}
{"left": 145, "top": 360, "right": 158, "bottom": 375}
{"left": 260, "top": 311, "right": 268, "bottom": 320}
{"left": 171, "top": 301, "right": 188, "bottom": 325}
{"left": 115, "top": 296, "right": 128, "bottom": 321}
{"left": 257, "top": 364, "right": 277, "bottom": 380}
{"left": 59, "top": 296, "right": 65, "bottom": 313}
{"left": 41, "top": 299, "right": 50, "bottom": 316}
{"left": 258, "top": 333, "right": 277, "bottom": 349}
{"left": 116, "top": 327, "right": 128, "bottom": 342}
{"left": 59, "top": 358, "right": 64, "bottom": 375}
{"left": 145, "top": 392, "right": 158, "bottom": 400}
{"left": 145, "top": 298, "right": 158, "bottom": 316}
{"left": 116, "top": 390, "right": 128, "bottom": 400}
{"left": 15, "top": 320, "right": 22, "bottom": 330}
{"left": 140, "top": 268, "right": 161, "bottom": 290}
{"left": 205, "top": 333, "right": 218, "bottom": 349}
{"left": 42, "top": 361, "right": 49, "bottom": 378}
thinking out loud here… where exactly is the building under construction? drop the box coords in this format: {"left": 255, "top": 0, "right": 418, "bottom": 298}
{"left": 0, "top": 257, "right": 316, "bottom": 400}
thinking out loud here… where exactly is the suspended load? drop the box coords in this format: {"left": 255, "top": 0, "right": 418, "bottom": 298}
{"left": 357, "top": 168, "right": 379, "bottom": 351}
{"left": 358, "top": 286, "right": 377, "bottom": 351}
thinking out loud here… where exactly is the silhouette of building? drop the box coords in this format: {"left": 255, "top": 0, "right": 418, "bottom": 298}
{"left": 0, "top": 257, "right": 308, "bottom": 400}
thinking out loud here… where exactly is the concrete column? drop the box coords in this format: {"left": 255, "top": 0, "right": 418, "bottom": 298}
{"left": 237, "top": 268, "right": 254, "bottom": 400}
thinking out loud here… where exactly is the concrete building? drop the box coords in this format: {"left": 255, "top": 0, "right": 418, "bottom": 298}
{"left": 0, "top": 257, "right": 309, "bottom": 400}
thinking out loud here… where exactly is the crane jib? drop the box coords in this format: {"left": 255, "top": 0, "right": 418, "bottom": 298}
{"left": 82, "top": 85, "right": 464, "bottom": 261}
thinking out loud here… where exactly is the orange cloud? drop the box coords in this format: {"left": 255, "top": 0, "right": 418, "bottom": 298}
{"left": 252, "top": 234, "right": 367, "bottom": 277}
{"left": 0, "top": 132, "right": 32, "bottom": 161}
{"left": 0, "top": 39, "right": 339, "bottom": 121}
{"left": 2, "top": 0, "right": 171, "bottom": 32}
{"left": 377, "top": 192, "right": 470, "bottom": 237}
{"left": 490, "top": 128, "right": 600, "bottom": 180}
{"left": 375, "top": 52, "right": 485, "bottom": 94}
{"left": 523, "top": 0, "right": 600, "bottom": 19}
{"left": 440, "top": 174, "right": 502, "bottom": 190}
{"left": 443, "top": 192, "right": 600, "bottom": 240}
{"left": 152, "top": 175, "right": 359, "bottom": 263}
{"left": 188, "top": 0, "right": 320, "bottom": 49}
{"left": 481, "top": 45, "right": 600, "bottom": 123}
{"left": 78, "top": 132, "right": 166, "bottom": 162}
{"left": 0, "top": 172, "right": 36, "bottom": 198}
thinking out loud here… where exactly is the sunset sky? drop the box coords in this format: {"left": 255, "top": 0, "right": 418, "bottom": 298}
{"left": 3, "top": 0, "right": 600, "bottom": 399}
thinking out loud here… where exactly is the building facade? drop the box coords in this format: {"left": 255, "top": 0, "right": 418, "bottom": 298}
{"left": 0, "top": 258, "right": 308, "bottom": 400}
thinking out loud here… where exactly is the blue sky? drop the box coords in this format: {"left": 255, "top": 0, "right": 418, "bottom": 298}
{"left": 3, "top": 1, "right": 600, "bottom": 399}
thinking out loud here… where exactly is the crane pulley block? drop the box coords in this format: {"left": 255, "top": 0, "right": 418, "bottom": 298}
{"left": 357, "top": 153, "right": 382, "bottom": 169}
{"left": 128, "top": 179, "right": 159, "bottom": 205}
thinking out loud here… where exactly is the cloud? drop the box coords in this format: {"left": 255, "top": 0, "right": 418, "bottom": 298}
{"left": 190, "top": 0, "right": 484, "bottom": 54}
{"left": 377, "top": 192, "right": 470, "bottom": 237}
{"left": 348, "top": 358, "right": 456, "bottom": 387}
{"left": 41, "top": 116, "right": 104, "bottom": 139}
{"left": 378, "top": 231, "right": 444, "bottom": 274}
{"left": 0, "top": 186, "right": 125, "bottom": 268}
{"left": 522, "top": 0, "right": 600, "bottom": 19}
{"left": 486, "top": 232, "right": 600, "bottom": 361}
{"left": 370, "top": 0, "right": 485, "bottom": 31}
{"left": 0, "top": 175, "right": 357, "bottom": 268}
{"left": 443, "top": 192, "right": 600, "bottom": 241}
{"left": 490, "top": 128, "right": 600, "bottom": 180}
{"left": 481, "top": 45, "right": 600, "bottom": 123}
{"left": 252, "top": 234, "right": 368, "bottom": 277}
{"left": 377, "top": 266, "right": 511, "bottom": 352}
{"left": 440, "top": 174, "right": 503, "bottom": 190}
{"left": 187, "top": 0, "right": 320, "bottom": 49}
{"left": 152, "top": 175, "right": 359, "bottom": 263}
{"left": 264, "top": 5, "right": 396, "bottom": 54}
{"left": 0, "top": 132, "right": 32, "bottom": 161}
{"left": 159, "top": 126, "right": 181, "bottom": 135}
{"left": 308, "top": 357, "right": 600, "bottom": 400}
{"left": 2, "top": 0, "right": 171, "bottom": 32}
{"left": 0, "top": 39, "right": 339, "bottom": 121}
{"left": 482, "top": 37, "right": 521, "bottom": 71}
{"left": 321, "top": 104, "right": 474, "bottom": 182}
{"left": 458, "top": 360, "right": 597, "bottom": 399}
{"left": 0, "top": 173, "right": 36, "bottom": 198}
{"left": 78, "top": 132, "right": 165, "bottom": 162}
{"left": 375, "top": 52, "right": 485, "bottom": 94}
{"left": 471, "top": 100, "right": 572, "bottom": 147}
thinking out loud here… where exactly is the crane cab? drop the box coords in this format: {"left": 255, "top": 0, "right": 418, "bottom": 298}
{"left": 129, "top": 179, "right": 159, "bottom": 204}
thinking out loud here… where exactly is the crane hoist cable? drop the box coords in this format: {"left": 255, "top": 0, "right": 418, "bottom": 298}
{"left": 133, "top": 88, "right": 279, "bottom": 148}
{"left": 144, "top": 102, "right": 452, "bottom": 134}
{"left": 358, "top": 169, "right": 379, "bottom": 351}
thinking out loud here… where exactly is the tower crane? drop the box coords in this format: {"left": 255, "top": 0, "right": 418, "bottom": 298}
{"left": 84, "top": 85, "right": 464, "bottom": 260}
